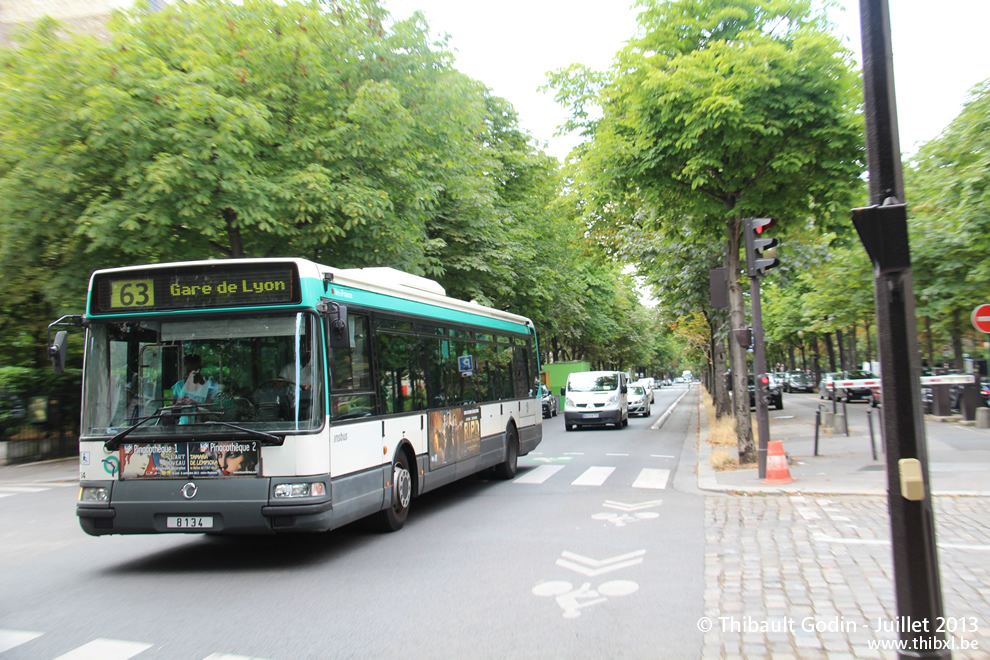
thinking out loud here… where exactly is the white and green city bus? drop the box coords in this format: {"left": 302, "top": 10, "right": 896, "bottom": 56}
{"left": 50, "top": 259, "right": 542, "bottom": 535}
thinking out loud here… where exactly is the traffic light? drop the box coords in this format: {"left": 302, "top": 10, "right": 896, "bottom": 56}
{"left": 744, "top": 217, "right": 780, "bottom": 277}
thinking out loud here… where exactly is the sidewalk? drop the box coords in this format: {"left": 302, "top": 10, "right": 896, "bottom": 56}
{"left": 696, "top": 398, "right": 990, "bottom": 497}
{"left": 0, "top": 456, "right": 77, "bottom": 485}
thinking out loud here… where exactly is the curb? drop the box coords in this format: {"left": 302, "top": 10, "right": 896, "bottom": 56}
{"left": 693, "top": 402, "right": 990, "bottom": 498}
{"left": 650, "top": 385, "right": 692, "bottom": 432}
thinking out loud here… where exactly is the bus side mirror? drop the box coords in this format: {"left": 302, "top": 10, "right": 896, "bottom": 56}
{"left": 319, "top": 300, "right": 349, "bottom": 349}
{"left": 50, "top": 331, "right": 67, "bottom": 374}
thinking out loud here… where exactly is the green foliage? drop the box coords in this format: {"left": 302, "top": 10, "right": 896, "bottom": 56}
{"left": 908, "top": 79, "right": 990, "bottom": 328}
{"left": 0, "top": 0, "right": 663, "bottom": 374}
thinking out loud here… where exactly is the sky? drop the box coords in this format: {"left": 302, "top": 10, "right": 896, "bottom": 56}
{"left": 383, "top": 0, "right": 990, "bottom": 162}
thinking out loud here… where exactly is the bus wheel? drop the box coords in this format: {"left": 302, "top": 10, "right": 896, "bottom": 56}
{"left": 494, "top": 424, "right": 519, "bottom": 480}
{"left": 375, "top": 453, "right": 412, "bottom": 532}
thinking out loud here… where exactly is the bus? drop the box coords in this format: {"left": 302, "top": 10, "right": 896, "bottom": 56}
{"left": 49, "top": 259, "right": 542, "bottom": 536}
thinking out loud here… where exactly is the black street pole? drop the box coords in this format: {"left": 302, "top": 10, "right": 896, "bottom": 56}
{"left": 853, "top": 1, "right": 948, "bottom": 657}
{"left": 750, "top": 274, "right": 770, "bottom": 480}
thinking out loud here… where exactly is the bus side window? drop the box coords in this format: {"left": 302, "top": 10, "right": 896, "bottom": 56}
{"left": 329, "top": 314, "right": 375, "bottom": 420}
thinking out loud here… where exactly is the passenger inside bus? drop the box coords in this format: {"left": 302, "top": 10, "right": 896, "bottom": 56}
{"left": 172, "top": 354, "right": 220, "bottom": 424}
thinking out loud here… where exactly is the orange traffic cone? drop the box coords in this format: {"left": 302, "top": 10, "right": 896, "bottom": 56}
{"left": 762, "top": 440, "right": 794, "bottom": 485}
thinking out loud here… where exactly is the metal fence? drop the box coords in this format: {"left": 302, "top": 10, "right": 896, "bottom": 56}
{"left": 1, "top": 383, "right": 80, "bottom": 465}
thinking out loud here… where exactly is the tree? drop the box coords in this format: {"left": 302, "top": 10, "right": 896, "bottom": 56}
{"left": 908, "top": 80, "right": 990, "bottom": 369}
{"left": 548, "top": 0, "right": 863, "bottom": 461}
{"left": 0, "top": 1, "right": 499, "bottom": 283}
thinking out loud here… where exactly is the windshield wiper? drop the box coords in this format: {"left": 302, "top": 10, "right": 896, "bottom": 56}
{"left": 104, "top": 408, "right": 172, "bottom": 450}
{"left": 204, "top": 421, "right": 284, "bottom": 446}
{"left": 104, "top": 403, "right": 201, "bottom": 450}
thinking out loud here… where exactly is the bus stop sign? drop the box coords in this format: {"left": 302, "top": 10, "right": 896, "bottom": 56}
{"left": 973, "top": 304, "right": 990, "bottom": 334}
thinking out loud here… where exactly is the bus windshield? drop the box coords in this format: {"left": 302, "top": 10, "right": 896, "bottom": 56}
{"left": 81, "top": 313, "right": 322, "bottom": 438}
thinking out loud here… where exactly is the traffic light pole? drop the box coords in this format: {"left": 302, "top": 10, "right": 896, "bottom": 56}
{"left": 853, "top": 1, "right": 948, "bottom": 657}
{"left": 749, "top": 274, "right": 770, "bottom": 480}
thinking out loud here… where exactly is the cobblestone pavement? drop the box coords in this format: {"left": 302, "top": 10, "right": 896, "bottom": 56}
{"left": 702, "top": 495, "right": 990, "bottom": 659}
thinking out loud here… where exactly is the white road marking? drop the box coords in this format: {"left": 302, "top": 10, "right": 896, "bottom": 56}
{"left": 603, "top": 499, "right": 663, "bottom": 512}
{"left": 0, "top": 629, "right": 42, "bottom": 654}
{"left": 54, "top": 638, "right": 153, "bottom": 660}
{"left": 632, "top": 468, "right": 670, "bottom": 490}
{"left": 571, "top": 466, "right": 615, "bottom": 486}
{"left": 514, "top": 465, "right": 565, "bottom": 484}
{"left": 0, "top": 485, "right": 49, "bottom": 493}
{"left": 556, "top": 549, "right": 647, "bottom": 576}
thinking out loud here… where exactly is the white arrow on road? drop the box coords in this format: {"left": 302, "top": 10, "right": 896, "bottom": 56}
{"left": 556, "top": 549, "right": 646, "bottom": 576}
{"left": 602, "top": 499, "right": 663, "bottom": 512}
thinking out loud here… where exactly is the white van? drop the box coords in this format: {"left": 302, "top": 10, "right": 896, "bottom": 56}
{"left": 561, "top": 371, "right": 629, "bottom": 431}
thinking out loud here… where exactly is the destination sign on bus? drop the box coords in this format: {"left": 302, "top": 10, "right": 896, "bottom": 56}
{"left": 91, "top": 263, "right": 300, "bottom": 313}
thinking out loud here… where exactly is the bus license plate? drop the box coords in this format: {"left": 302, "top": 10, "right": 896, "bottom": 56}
{"left": 166, "top": 516, "right": 213, "bottom": 529}
{"left": 582, "top": 413, "right": 600, "bottom": 419}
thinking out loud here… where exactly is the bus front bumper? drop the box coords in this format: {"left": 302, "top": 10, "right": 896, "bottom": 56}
{"left": 77, "top": 477, "right": 334, "bottom": 536}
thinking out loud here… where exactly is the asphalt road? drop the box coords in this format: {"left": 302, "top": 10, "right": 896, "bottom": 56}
{"left": 0, "top": 385, "right": 706, "bottom": 660}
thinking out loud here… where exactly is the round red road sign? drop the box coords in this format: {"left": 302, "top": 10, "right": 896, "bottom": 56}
{"left": 973, "top": 304, "right": 990, "bottom": 333}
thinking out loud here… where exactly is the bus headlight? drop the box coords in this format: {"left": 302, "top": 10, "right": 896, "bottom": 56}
{"left": 274, "top": 482, "right": 326, "bottom": 499}
{"left": 79, "top": 487, "right": 109, "bottom": 502}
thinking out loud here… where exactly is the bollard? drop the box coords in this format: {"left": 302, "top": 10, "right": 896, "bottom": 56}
{"left": 842, "top": 401, "right": 850, "bottom": 436}
{"left": 866, "top": 409, "right": 877, "bottom": 461}
{"left": 824, "top": 411, "right": 835, "bottom": 430}
{"left": 978, "top": 407, "right": 990, "bottom": 429}
{"left": 814, "top": 409, "right": 821, "bottom": 456}
{"left": 833, "top": 413, "right": 847, "bottom": 434}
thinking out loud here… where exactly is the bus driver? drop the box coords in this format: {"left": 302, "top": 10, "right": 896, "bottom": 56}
{"left": 172, "top": 354, "right": 219, "bottom": 424}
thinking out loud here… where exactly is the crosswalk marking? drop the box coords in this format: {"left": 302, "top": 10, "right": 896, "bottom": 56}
{"left": 54, "top": 638, "right": 153, "bottom": 660}
{"left": 571, "top": 466, "right": 615, "bottom": 486}
{"left": 0, "top": 485, "right": 50, "bottom": 493}
{"left": 0, "top": 630, "right": 272, "bottom": 660}
{"left": 632, "top": 468, "right": 670, "bottom": 490}
{"left": 0, "top": 629, "right": 42, "bottom": 653}
{"left": 514, "top": 464, "right": 565, "bottom": 484}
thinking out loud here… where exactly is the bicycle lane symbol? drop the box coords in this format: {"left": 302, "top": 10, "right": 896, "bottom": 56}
{"left": 532, "top": 580, "right": 639, "bottom": 618}
{"left": 532, "top": 549, "right": 645, "bottom": 618}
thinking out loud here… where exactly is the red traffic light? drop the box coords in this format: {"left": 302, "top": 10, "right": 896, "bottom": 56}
{"left": 761, "top": 376, "right": 769, "bottom": 385}
{"left": 754, "top": 218, "right": 776, "bottom": 234}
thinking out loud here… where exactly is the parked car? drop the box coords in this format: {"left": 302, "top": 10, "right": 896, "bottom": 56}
{"left": 786, "top": 372, "right": 815, "bottom": 393}
{"left": 541, "top": 385, "right": 557, "bottom": 418}
{"left": 834, "top": 370, "right": 878, "bottom": 403}
{"left": 818, "top": 372, "right": 843, "bottom": 400}
{"left": 634, "top": 379, "right": 655, "bottom": 403}
{"left": 982, "top": 381, "right": 990, "bottom": 406}
{"left": 628, "top": 384, "right": 652, "bottom": 417}
{"left": 748, "top": 374, "right": 783, "bottom": 410}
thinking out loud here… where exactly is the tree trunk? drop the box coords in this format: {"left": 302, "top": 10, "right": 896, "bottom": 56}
{"left": 709, "top": 315, "right": 730, "bottom": 419}
{"left": 824, "top": 332, "right": 836, "bottom": 372}
{"left": 924, "top": 317, "right": 934, "bottom": 370}
{"left": 849, "top": 323, "right": 858, "bottom": 369}
{"left": 864, "top": 317, "right": 872, "bottom": 368}
{"left": 223, "top": 208, "right": 245, "bottom": 259}
{"left": 952, "top": 308, "right": 964, "bottom": 370}
{"left": 811, "top": 332, "right": 821, "bottom": 382}
{"left": 835, "top": 328, "right": 846, "bottom": 370}
{"left": 726, "top": 216, "right": 755, "bottom": 463}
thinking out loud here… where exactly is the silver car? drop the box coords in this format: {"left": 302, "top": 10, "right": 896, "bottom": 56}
{"left": 628, "top": 384, "right": 651, "bottom": 417}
